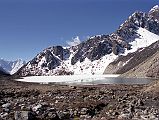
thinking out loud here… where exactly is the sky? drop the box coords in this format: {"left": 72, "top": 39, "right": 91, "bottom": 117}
{"left": 0, "top": 0, "right": 158, "bottom": 61}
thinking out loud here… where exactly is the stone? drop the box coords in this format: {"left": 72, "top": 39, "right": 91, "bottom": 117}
{"left": 0, "top": 112, "right": 8, "bottom": 118}
{"left": 118, "top": 113, "right": 132, "bottom": 119}
{"left": 2, "top": 103, "right": 11, "bottom": 108}
{"left": 14, "top": 111, "right": 29, "bottom": 120}
{"left": 14, "top": 111, "right": 36, "bottom": 120}
{"left": 3, "top": 108, "right": 10, "bottom": 112}
{"left": 56, "top": 111, "right": 65, "bottom": 119}
{"left": 80, "top": 108, "right": 88, "bottom": 115}
{"left": 112, "top": 111, "right": 120, "bottom": 116}
{"left": 32, "top": 104, "right": 42, "bottom": 112}
{"left": 80, "top": 114, "right": 91, "bottom": 119}
{"left": 137, "top": 99, "right": 144, "bottom": 106}
{"left": 74, "top": 110, "right": 79, "bottom": 116}
{"left": 48, "top": 112, "right": 57, "bottom": 118}
{"left": 101, "top": 117, "right": 106, "bottom": 120}
{"left": 128, "top": 105, "right": 135, "bottom": 113}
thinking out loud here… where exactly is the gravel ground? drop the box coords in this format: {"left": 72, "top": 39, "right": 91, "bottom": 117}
{"left": 0, "top": 77, "right": 159, "bottom": 120}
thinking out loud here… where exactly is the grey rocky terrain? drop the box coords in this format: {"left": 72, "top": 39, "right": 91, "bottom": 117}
{"left": 121, "top": 50, "right": 159, "bottom": 78}
{"left": 0, "top": 78, "right": 159, "bottom": 120}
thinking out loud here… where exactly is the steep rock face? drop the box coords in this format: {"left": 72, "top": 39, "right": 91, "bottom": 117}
{"left": 71, "top": 35, "right": 128, "bottom": 65}
{"left": 16, "top": 5, "right": 159, "bottom": 76}
{"left": 117, "top": 9, "right": 159, "bottom": 40}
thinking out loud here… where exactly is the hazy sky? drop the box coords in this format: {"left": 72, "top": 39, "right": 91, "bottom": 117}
{"left": 0, "top": 0, "right": 158, "bottom": 61}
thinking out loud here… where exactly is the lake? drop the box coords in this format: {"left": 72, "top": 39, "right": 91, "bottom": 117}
{"left": 16, "top": 75, "right": 155, "bottom": 85}
{"left": 64, "top": 77, "right": 154, "bottom": 85}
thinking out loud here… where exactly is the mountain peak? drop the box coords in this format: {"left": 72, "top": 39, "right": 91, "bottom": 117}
{"left": 149, "top": 5, "right": 159, "bottom": 20}
{"left": 150, "top": 5, "right": 159, "bottom": 12}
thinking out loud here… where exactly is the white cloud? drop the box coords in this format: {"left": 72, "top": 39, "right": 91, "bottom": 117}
{"left": 66, "top": 36, "right": 81, "bottom": 46}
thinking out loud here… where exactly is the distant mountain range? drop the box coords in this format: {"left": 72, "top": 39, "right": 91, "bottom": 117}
{"left": 0, "top": 59, "right": 25, "bottom": 75}
{"left": 15, "top": 5, "right": 159, "bottom": 77}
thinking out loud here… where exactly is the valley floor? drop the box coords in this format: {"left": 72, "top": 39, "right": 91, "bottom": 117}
{"left": 0, "top": 77, "right": 159, "bottom": 120}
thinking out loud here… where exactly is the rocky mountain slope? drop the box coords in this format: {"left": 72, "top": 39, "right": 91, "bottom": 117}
{"left": 0, "top": 59, "right": 25, "bottom": 75}
{"left": 104, "top": 40, "right": 159, "bottom": 76}
{"left": 121, "top": 50, "right": 159, "bottom": 78}
{"left": 16, "top": 5, "right": 159, "bottom": 76}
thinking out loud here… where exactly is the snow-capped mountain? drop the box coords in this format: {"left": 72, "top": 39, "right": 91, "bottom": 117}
{"left": 149, "top": 5, "right": 159, "bottom": 20}
{"left": 16, "top": 5, "right": 159, "bottom": 76}
{"left": 0, "top": 59, "right": 26, "bottom": 75}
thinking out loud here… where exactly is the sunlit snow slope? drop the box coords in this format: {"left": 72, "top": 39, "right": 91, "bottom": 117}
{"left": 124, "top": 27, "right": 159, "bottom": 54}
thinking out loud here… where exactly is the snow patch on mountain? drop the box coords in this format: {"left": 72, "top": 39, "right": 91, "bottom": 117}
{"left": 63, "top": 53, "right": 117, "bottom": 75}
{"left": 124, "top": 27, "right": 159, "bottom": 55}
